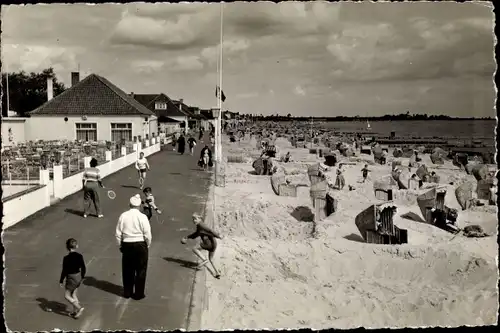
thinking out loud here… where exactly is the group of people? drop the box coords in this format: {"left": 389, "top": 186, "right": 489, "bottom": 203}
{"left": 61, "top": 128, "right": 222, "bottom": 318}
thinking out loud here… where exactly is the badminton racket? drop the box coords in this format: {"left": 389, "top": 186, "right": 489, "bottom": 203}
{"left": 107, "top": 189, "right": 116, "bottom": 200}
{"left": 155, "top": 214, "right": 164, "bottom": 224}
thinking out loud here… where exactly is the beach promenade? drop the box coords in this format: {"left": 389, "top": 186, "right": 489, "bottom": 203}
{"left": 3, "top": 138, "right": 211, "bottom": 331}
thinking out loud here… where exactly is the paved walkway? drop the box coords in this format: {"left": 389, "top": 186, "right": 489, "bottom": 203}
{"left": 3, "top": 136, "right": 212, "bottom": 331}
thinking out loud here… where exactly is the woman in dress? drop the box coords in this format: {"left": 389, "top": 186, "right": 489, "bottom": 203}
{"left": 199, "top": 145, "right": 212, "bottom": 171}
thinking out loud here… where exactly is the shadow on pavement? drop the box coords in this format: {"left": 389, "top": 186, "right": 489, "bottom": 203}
{"left": 82, "top": 276, "right": 123, "bottom": 297}
{"left": 35, "top": 297, "right": 70, "bottom": 317}
{"left": 121, "top": 185, "right": 139, "bottom": 189}
{"left": 64, "top": 208, "right": 83, "bottom": 217}
{"left": 163, "top": 257, "right": 197, "bottom": 269}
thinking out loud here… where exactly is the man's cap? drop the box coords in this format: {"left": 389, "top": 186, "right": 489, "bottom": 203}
{"left": 130, "top": 194, "right": 142, "bottom": 207}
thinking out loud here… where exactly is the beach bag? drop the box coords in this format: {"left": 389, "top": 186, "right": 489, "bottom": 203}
{"left": 455, "top": 182, "right": 474, "bottom": 210}
{"left": 197, "top": 159, "right": 204, "bottom": 168}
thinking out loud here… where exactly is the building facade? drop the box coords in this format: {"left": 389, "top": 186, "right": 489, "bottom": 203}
{"left": 28, "top": 73, "right": 157, "bottom": 142}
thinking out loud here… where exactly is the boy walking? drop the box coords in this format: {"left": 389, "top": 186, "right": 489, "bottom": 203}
{"left": 59, "top": 238, "right": 86, "bottom": 318}
{"left": 361, "top": 164, "right": 371, "bottom": 183}
{"left": 181, "top": 213, "right": 222, "bottom": 279}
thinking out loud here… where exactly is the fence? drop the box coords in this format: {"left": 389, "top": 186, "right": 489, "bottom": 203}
{"left": 1, "top": 160, "right": 42, "bottom": 185}
{"left": 61, "top": 154, "right": 85, "bottom": 178}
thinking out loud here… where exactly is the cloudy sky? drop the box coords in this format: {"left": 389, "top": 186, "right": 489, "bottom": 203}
{"left": 1, "top": 1, "right": 495, "bottom": 117}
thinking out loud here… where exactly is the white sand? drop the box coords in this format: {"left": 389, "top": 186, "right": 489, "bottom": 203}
{"left": 201, "top": 137, "right": 498, "bottom": 329}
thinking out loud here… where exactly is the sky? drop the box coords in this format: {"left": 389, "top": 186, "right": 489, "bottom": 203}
{"left": 1, "top": 1, "right": 496, "bottom": 117}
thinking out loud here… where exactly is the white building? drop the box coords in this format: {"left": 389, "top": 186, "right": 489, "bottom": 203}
{"left": 27, "top": 73, "right": 157, "bottom": 142}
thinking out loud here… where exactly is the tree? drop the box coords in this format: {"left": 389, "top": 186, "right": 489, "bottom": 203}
{"left": 2, "top": 67, "right": 66, "bottom": 117}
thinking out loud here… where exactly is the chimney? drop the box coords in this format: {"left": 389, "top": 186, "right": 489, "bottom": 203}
{"left": 179, "top": 99, "right": 183, "bottom": 110}
{"left": 71, "top": 72, "right": 80, "bottom": 87}
{"left": 47, "top": 77, "right": 54, "bottom": 101}
{"left": 130, "top": 92, "right": 135, "bottom": 98}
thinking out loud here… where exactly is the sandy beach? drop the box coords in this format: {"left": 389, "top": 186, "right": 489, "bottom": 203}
{"left": 201, "top": 136, "right": 498, "bottom": 329}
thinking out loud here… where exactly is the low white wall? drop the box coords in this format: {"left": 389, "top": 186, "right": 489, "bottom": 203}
{"left": 2, "top": 185, "right": 51, "bottom": 230}
{"left": 55, "top": 142, "right": 160, "bottom": 199}
{"left": 2, "top": 141, "right": 161, "bottom": 229}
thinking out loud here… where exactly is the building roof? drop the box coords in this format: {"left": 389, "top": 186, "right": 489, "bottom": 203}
{"left": 158, "top": 116, "right": 181, "bottom": 123}
{"left": 133, "top": 93, "right": 189, "bottom": 118}
{"left": 172, "top": 100, "right": 195, "bottom": 117}
{"left": 29, "top": 74, "right": 155, "bottom": 117}
{"left": 200, "top": 109, "right": 215, "bottom": 120}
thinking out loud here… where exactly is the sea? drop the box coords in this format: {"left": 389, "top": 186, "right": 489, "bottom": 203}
{"left": 316, "top": 120, "right": 496, "bottom": 143}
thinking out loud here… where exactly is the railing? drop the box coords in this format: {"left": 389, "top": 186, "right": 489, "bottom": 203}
{"left": 1, "top": 160, "right": 41, "bottom": 185}
{"left": 62, "top": 154, "right": 85, "bottom": 178}
{"left": 1, "top": 139, "right": 162, "bottom": 182}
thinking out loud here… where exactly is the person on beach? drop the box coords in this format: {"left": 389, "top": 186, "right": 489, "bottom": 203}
{"left": 199, "top": 128, "right": 204, "bottom": 141}
{"left": 336, "top": 169, "right": 345, "bottom": 190}
{"left": 187, "top": 136, "right": 197, "bottom": 156}
{"left": 116, "top": 194, "right": 152, "bottom": 300}
{"left": 135, "top": 152, "right": 150, "bottom": 190}
{"left": 181, "top": 213, "right": 222, "bottom": 279}
{"left": 142, "top": 187, "right": 162, "bottom": 221}
{"left": 199, "top": 145, "right": 213, "bottom": 171}
{"left": 177, "top": 133, "right": 186, "bottom": 155}
{"left": 59, "top": 238, "right": 86, "bottom": 319}
{"left": 82, "top": 157, "right": 104, "bottom": 218}
{"left": 361, "top": 164, "right": 371, "bottom": 183}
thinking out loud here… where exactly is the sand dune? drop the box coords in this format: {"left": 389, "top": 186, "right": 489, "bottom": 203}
{"left": 201, "top": 137, "right": 498, "bottom": 329}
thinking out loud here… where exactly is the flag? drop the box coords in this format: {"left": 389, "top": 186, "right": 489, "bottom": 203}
{"left": 215, "top": 86, "right": 226, "bottom": 102}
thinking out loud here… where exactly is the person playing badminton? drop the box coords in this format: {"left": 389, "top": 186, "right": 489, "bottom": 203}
{"left": 141, "top": 187, "right": 162, "bottom": 221}
{"left": 135, "top": 152, "right": 150, "bottom": 190}
{"left": 82, "top": 158, "right": 105, "bottom": 218}
{"left": 181, "top": 213, "right": 221, "bottom": 279}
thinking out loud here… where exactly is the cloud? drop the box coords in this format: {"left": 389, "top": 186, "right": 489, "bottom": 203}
{"left": 109, "top": 4, "right": 219, "bottom": 50}
{"left": 1, "top": 2, "right": 495, "bottom": 118}
{"left": 173, "top": 56, "right": 204, "bottom": 71}
{"left": 2, "top": 43, "right": 79, "bottom": 74}
{"left": 235, "top": 92, "right": 259, "bottom": 99}
{"left": 226, "top": 1, "right": 340, "bottom": 38}
{"left": 130, "top": 60, "right": 165, "bottom": 74}
{"left": 325, "top": 16, "right": 494, "bottom": 82}
{"left": 200, "top": 38, "right": 251, "bottom": 64}
{"left": 294, "top": 85, "right": 306, "bottom": 96}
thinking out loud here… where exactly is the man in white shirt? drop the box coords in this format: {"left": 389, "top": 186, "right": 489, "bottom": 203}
{"left": 115, "top": 194, "right": 152, "bottom": 300}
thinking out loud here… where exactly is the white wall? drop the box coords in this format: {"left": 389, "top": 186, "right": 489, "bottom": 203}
{"left": 3, "top": 140, "right": 161, "bottom": 229}
{"left": 149, "top": 118, "right": 158, "bottom": 137}
{"left": 2, "top": 184, "right": 51, "bottom": 229}
{"left": 1, "top": 118, "right": 27, "bottom": 145}
{"left": 25, "top": 115, "right": 157, "bottom": 141}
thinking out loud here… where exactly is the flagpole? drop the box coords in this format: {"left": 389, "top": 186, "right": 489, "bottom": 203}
{"left": 5, "top": 62, "right": 10, "bottom": 117}
{"left": 218, "top": 1, "right": 224, "bottom": 163}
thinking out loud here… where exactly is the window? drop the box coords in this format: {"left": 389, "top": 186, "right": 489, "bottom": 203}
{"left": 76, "top": 123, "right": 97, "bottom": 141}
{"left": 155, "top": 102, "right": 167, "bottom": 110}
{"left": 111, "top": 123, "right": 132, "bottom": 142}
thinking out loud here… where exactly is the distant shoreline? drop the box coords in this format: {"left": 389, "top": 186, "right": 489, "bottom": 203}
{"left": 244, "top": 118, "right": 494, "bottom": 122}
